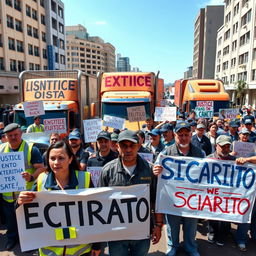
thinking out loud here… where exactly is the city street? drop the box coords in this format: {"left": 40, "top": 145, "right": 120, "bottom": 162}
{"left": 1, "top": 221, "right": 256, "bottom": 256}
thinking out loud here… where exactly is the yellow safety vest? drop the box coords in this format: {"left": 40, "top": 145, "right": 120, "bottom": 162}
{"left": 29, "top": 124, "right": 44, "bottom": 132}
{"left": 37, "top": 171, "right": 92, "bottom": 256}
{"left": 0, "top": 140, "right": 35, "bottom": 202}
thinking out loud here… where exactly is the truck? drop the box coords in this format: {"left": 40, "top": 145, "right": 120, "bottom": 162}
{"left": 97, "top": 72, "right": 164, "bottom": 129}
{"left": 14, "top": 70, "right": 99, "bottom": 141}
{"left": 174, "top": 79, "right": 230, "bottom": 115}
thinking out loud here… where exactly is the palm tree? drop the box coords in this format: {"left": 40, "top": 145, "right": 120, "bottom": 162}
{"left": 235, "top": 80, "right": 247, "bottom": 107}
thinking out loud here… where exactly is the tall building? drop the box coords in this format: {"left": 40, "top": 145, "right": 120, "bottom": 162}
{"left": 0, "top": 0, "right": 66, "bottom": 103}
{"left": 215, "top": 0, "right": 256, "bottom": 107}
{"left": 117, "top": 54, "right": 131, "bottom": 72}
{"left": 66, "top": 24, "right": 116, "bottom": 75}
{"left": 184, "top": 66, "right": 193, "bottom": 79}
{"left": 193, "top": 5, "right": 224, "bottom": 79}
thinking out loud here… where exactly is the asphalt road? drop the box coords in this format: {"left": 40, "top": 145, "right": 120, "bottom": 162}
{"left": 0, "top": 221, "right": 255, "bottom": 256}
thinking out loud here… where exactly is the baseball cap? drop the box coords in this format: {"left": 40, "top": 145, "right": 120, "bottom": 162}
{"left": 97, "top": 131, "right": 111, "bottom": 140}
{"left": 196, "top": 123, "right": 206, "bottom": 129}
{"left": 239, "top": 128, "right": 250, "bottom": 134}
{"left": 174, "top": 122, "right": 191, "bottom": 133}
{"left": 216, "top": 135, "right": 232, "bottom": 146}
{"left": 229, "top": 120, "right": 239, "bottom": 128}
{"left": 148, "top": 129, "right": 162, "bottom": 136}
{"left": 190, "top": 121, "right": 197, "bottom": 127}
{"left": 118, "top": 130, "right": 139, "bottom": 143}
{"left": 160, "top": 123, "right": 173, "bottom": 133}
{"left": 68, "top": 130, "right": 81, "bottom": 140}
{"left": 111, "top": 132, "right": 119, "bottom": 141}
{"left": 3, "top": 123, "right": 20, "bottom": 133}
{"left": 244, "top": 119, "right": 252, "bottom": 125}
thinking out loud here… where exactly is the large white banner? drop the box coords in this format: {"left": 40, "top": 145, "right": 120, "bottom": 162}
{"left": 156, "top": 155, "right": 256, "bottom": 223}
{"left": 83, "top": 119, "right": 102, "bottom": 143}
{"left": 44, "top": 118, "right": 67, "bottom": 134}
{"left": 103, "top": 115, "right": 125, "bottom": 130}
{"left": 154, "top": 107, "right": 176, "bottom": 121}
{"left": 24, "top": 101, "right": 45, "bottom": 117}
{"left": 0, "top": 152, "right": 26, "bottom": 193}
{"left": 17, "top": 185, "right": 150, "bottom": 252}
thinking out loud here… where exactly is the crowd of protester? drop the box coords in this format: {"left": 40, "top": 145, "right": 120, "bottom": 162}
{"left": 0, "top": 105, "right": 256, "bottom": 256}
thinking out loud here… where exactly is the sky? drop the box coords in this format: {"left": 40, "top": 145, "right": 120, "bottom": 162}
{"left": 62, "top": 0, "right": 224, "bottom": 84}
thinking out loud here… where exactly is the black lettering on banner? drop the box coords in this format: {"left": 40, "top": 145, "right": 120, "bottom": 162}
{"left": 44, "top": 202, "right": 61, "bottom": 227}
{"left": 107, "top": 199, "right": 125, "bottom": 224}
{"left": 69, "top": 80, "right": 76, "bottom": 90}
{"left": 121, "top": 198, "right": 137, "bottom": 223}
{"left": 24, "top": 203, "right": 43, "bottom": 229}
{"left": 87, "top": 200, "right": 106, "bottom": 225}
{"left": 78, "top": 201, "right": 84, "bottom": 226}
{"left": 59, "top": 201, "right": 76, "bottom": 226}
{"left": 136, "top": 198, "right": 149, "bottom": 222}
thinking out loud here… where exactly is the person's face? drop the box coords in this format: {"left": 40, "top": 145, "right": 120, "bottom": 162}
{"left": 49, "top": 147, "right": 72, "bottom": 175}
{"left": 146, "top": 119, "right": 153, "bottom": 128}
{"left": 239, "top": 133, "right": 249, "bottom": 142}
{"left": 6, "top": 128, "right": 22, "bottom": 148}
{"left": 196, "top": 128, "right": 205, "bottom": 137}
{"left": 210, "top": 125, "right": 217, "bottom": 133}
{"left": 150, "top": 134, "right": 160, "bottom": 145}
{"left": 223, "top": 123, "right": 229, "bottom": 131}
{"left": 69, "top": 138, "right": 81, "bottom": 149}
{"left": 163, "top": 130, "right": 173, "bottom": 142}
{"left": 97, "top": 138, "right": 111, "bottom": 153}
{"left": 0, "top": 122, "right": 4, "bottom": 129}
{"left": 216, "top": 143, "right": 231, "bottom": 157}
{"left": 34, "top": 118, "right": 40, "bottom": 125}
{"left": 216, "top": 120, "right": 223, "bottom": 127}
{"left": 110, "top": 141, "right": 118, "bottom": 152}
{"left": 1, "top": 134, "right": 7, "bottom": 143}
{"left": 118, "top": 140, "right": 139, "bottom": 163}
{"left": 50, "top": 135, "right": 60, "bottom": 145}
{"left": 174, "top": 128, "right": 192, "bottom": 148}
{"left": 245, "top": 123, "right": 252, "bottom": 131}
{"left": 190, "top": 125, "right": 196, "bottom": 132}
{"left": 229, "top": 126, "right": 237, "bottom": 134}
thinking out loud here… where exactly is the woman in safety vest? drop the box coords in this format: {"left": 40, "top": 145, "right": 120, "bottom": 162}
{"left": 18, "top": 140, "right": 101, "bottom": 256}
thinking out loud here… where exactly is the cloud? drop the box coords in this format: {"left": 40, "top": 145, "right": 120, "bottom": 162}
{"left": 200, "top": 0, "right": 224, "bottom": 7}
{"left": 95, "top": 21, "right": 107, "bottom": 25}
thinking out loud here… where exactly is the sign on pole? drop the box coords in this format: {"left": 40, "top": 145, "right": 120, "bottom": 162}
{"left": 0, "top": 152, "right": 26, "bottom": 193}
{"left": 127, "top": 106, "right": 146, "bottom": 122}
{"left": 103, "top": 115, "right": 125, "bottom": 130}
{"left": 83, "top": 119, "right": 102, "bottom": 143}
{"left": 219, "top": 108, "right": 239, "bottom": 119}
{"left": 16, "top": 185, "right": 150, "bottom": 252}
{"left": 87, "top": 167, "right": 102, "bottom": 187}
{"left": 156, "top": 155, "right": 256, "bottom": 223}
{"left": 194, "top": 101, "right": 213, "bottom": 118}
{"left": 24, "top": 101, "right": 45, "bottom": 117}
{"left": 154, "top": 107, "right": 176, "bottom": 122}
{"left": 43, "top": 118, "right": 66, "bottom": 134}
{"left": 233, "top": 141, "right": 256, "bottom": 158}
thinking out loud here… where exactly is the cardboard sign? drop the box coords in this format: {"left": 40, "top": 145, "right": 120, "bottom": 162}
{"left": 138, "top": 153, "right": 154, "bottom": 163}
{"left": 23, "top": 101, "right": 45, "bottom": 117}
{"left": 103, "top": 115, "right": 125, "bottom": 130}
{"left": 195, "top": 101, "right": 213, "bottom": 118}
{"left": 154, "top": 107, "right": 176, "bottom": 122}
{"left": 87, "top": 167, "right": 102, "bottom": 187}
{"left": 16, "top": 185, "right": 150, "bottom": 252}
{"left": 127, "top": 106, "right": 146, "bottom": 122}
{"left": 233, "top": 141, "right": 256, "bottom": 158}
{"left": 156, "top": 155, "right": 256, "bottom": 223}
{"left": 219, "top": 108, "right": 239, "bottom": 119}
{"left": 0, "top": 152, "right": 26, "bottom": 193}
{"left": 83, "top": 119, "right": 102, "bottom": 142}
{"left": 44, "top": 118, "right": 66, "bottom": 134}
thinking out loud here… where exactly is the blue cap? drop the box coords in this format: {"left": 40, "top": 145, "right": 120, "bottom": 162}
{"left": 229, "top": 120, "right": 239, "bottom": 128}
{"left": 148, "top": 129, "right": 162, "bottom": 136}
{"left": 160, "top": 123, "right": 173, "bottom": 132}
{"left": 97, "top": 131, "right": 111, "bottom": 140}
{"left": 190, "top": 121, "right": 197, "bottom": 126}
{"left": 68, "top": 130, "right": 81, "bottom": 140}
{"left": 244, "top": 119, "right": 252, "bottom": 125}
{"left": 174, "top": 122, "right": 191, "bottom": 133}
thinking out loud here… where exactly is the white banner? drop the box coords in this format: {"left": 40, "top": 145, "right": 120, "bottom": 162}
{"left": 0, "top": 152, "right": 26, "bottom": 192}
{"left": 103, "top": 115, "right": 125, "bottom": 130}
{"left": 44, "top": 118, "right": 67, "bottom": 134}
{"left": 233, "top": 141, "right": 256, "bottom": 158}
{"left": 87, "top": 167, "right": 102, "bottom": 187}
{"left": 156, "top": 155, "right": 256, "bottom": 223}
{"left": 138, "top": 153, "right": 154, "bottom": 163}
{"left": 154, "top": 107, "right": 176, "bottom": 122}
{"left": 219, "top": 108, "right": 239, "bottom": 120}
{"left": 127, "top": 106, "right": 146, "bottom": 122}
{"left": 83, "top": 119, "right": 102, "bottom": 143}
{"left": 24, "top": 101, "right": 45, "bottom": 117}
{"left": 17, "top": 185, "right": 150, "bottom": 252}
{"left": 195, "top": 101, "right": 213, "bottom": 118}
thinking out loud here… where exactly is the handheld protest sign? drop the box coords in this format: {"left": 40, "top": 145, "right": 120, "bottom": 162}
{"left": 24, "top": 101, "right": 45, "bottom": 117}
{"left": 154, "top": 107, "right": 176, "bottom": 122}
{"left": 103, "top": 115, "right": 125, "bottom": 130}
{"left": 83, "top": 119, "right": 102, "bottom": 143}
{"left": 127, "top": 106, "right": 146, "bottom": 122}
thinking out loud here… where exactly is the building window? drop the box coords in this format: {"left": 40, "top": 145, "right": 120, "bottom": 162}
{"left": 225, "top": 12, "right": 231, "bottom": 24}
{"left": 238, "top": 71, "right": 247, "bottom": 81}
{"left": 55, "top": 53, "right": 59, "bottom": 63}
{"left": 224, "top": 29, "right": 230, "bottom": 40}
{"left": 232, "top": 40, "right": 237, "bottom": 51}
{"left": 26, "top": 5, "right": 31, "bottom": 17}
{"left": 231, "top": 58, "right": 236, "bottom": 67}
{"left": 42, "top": 32, "right": 46, "bottom": 42}
{"left": 240, "top": 31, "right": 250, "bottom": 46}
{"left": 60, "top": 39, "right": 65, "bottom": 49}
{"left": 28, "top": 44, "right": 33, "bottom": 55}
{"left": 7, "top": 15, "right": 14, "bottom": 29}
{"left": 0, "top": 58, "right": 4, "bottom": 70}
{"left": 34, "top": 46, "right": 39, "bottom": 57}
{"left": 27, "top": 25, "right": 32, "bottom": 36}
{"left": 52, "top": 18, "right": 57, "bottom": 30}
{"left": 42, "top": 48, "right": 47, "bottom": 59}
{"left": 14, "top": 0, "right": 21, "bottom": 11}
{"left": 18, "top": 60, "right": 25, "bottom": 72}
{"left": 16, "top": 40, "right": 23, "bottom": 52}
{"left": 242, "top": 0, "right": 249, "bottom": 8}
{"left": 32, "top": 9, "right": 38, "bottom": 20}
{"left": 241, "top": 9, "right": 251, "bottom": 26}
{"left": 233, "top": 22, "right": 238, "bottom": 34}
{"left": 33, "top": 28, "right": 38, "bottom": 38}
{"left": 8, "top": 38, "right": 15, "bottom": 50}
{"left": 43, "top": 65, "right": 47, "bottom": 70}
{"left": 29, "top": 63, "right": 34, "bottom": 70}
{"left": 252, "top": 70, "right": 256, "bottom": 81}
{"left": 234, "top": 3, "right": 239, "bottom": 16}
{"left": 253, "top": 48, "right": 256, "bottom": 60}
{"left": 0, "top": 35, "right": 2, "bottom": 47}
{"left": 15, "top": 19, "right": 22, "bottom": 32}
{"left": 35, "top": 64, "right": 40, "bottom": 70}
{"left": 59, "top": 22, "right": 64, "bottom": 34}
{"left": 51, "top": 0, "right": 57, "bottom": 12}
{"left": 41, "top": 14, "right": 45, "bottom": 25}
{"left": 40, "top": 0, "right": 44, "bottom": 7}
{"left": 223, "top": 45, "right": 229, "bottom": 56}
{"left": 52, "top": 35, "right": 58, "bottom": 46}
{"left": 10, "top": 59, "right": 17, "bottom": 71}
{"left": 58, "top": 6, "right": 63, "bottom": 18}
{"left": 223, "top": 61, "right": 229, "bottom": 70}
{"left": 60, "top": 55, "right": 65, "bottom": 65}
{"left": 5, "top": 0, "right": 12, "bottom": 7}
{"left": 238, "top": 52, "right": 249, "bottom": 65}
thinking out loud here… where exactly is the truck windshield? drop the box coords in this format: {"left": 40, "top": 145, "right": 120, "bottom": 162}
{"left": 190, "top": 100, "right": 230, "bottom": 113}
{"left": 15, "top": 110, "right": 68, "bottom": 128}
{"left": 102, "top": 102, "right": 151, "bottom": 119}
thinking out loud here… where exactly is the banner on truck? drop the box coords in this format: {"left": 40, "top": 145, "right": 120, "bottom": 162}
{"left": 154, "top": 107, "right": 176, "bottom": 122}
{"left": 24, "top": 101, "right": 45, "bottom": 117}
{"left": 103, "top": 115, "right": 125, "bottom": 130}
{"left": 194, "top": 101, "right": 213, "bottom": 118}
{"left": 127, "top": 106, "right": 146, "bottom": 122}
{"left": 83, "top": 119, "right": 102, "bottom": 142}
{"left": 0, "top": 152, "right": 26, "bottom": 193}
{"left": 156, "top": 155, "right": 256, "bottom": 223}
{"left": 16, "top": 185, "right": 150, "bottom": 252}
{"left": 44, "top": 118, "right": 66, "bottom": 134}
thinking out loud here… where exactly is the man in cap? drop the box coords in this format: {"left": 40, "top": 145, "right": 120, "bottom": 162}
{"left": 191, "top": 123, "right": 212, "bottom": 156}
{"left": 110, "top": 132, "right": 119, "bottom": 153}
{"left": 87, "top": 131, "right": 118, "bottom": 167}
{"left": 228, "top": 120, "right": 239, "bottom": 142}
{"left": 153, "top": 122, "right": 204, "bottom": 256}
{"left": 98, "top": 130, "right": 163, "bottom": 255}
{"left": 238, "top": 127, "right": 250, "bottom": 143}
{"left": 0, "top": 123, "right": 44, "bottom": 250}
{"left": 160, "top": 123, "right": 174, "bottom": 147}
{"left": 27, "top": 116, "right": 44, "bottom": 133}
{"left": 243, "top": 119, "right": 256, "bottom": 142}
{"left": 68, "top": 130, "right": 89, "bottom": 171}
{"left": 144, "top": 128, "right": 165, "bottom": 162}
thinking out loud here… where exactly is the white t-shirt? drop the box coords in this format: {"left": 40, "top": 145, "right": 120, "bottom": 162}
{"left": 123, "top": 164, "right": 137, "bottom": 176}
